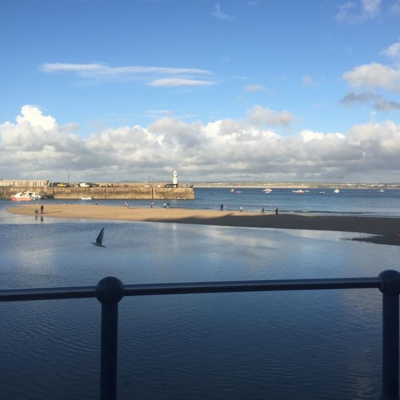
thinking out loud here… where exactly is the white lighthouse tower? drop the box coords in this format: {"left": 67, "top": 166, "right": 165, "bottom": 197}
{"left": 172, "top": 170, "right": 178, "bottom": 187}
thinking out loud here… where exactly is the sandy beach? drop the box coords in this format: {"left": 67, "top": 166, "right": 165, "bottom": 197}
{"left": 7, "top": 204, "right": 400, "bottom": 246}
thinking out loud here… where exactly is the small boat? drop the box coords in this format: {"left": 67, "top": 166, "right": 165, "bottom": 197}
{"left": 81, "top": 197, "right": 93, "bottom": 201}
{"left": 333, "top": 189, "right": 340, "bottom": 194}
{"left": 292, "top": 189, "right": 306, "bottom": 194}
{"left": 263, "top": 188, "right": 272, "bottom": 193}
{"left": 230, "top": 189, "right": 235, "bottom": 193}
{"left": 379, "top": 189, "right": 385, "bottom": 193}
{"left": 11, "top": 191, "right": 41, "bottom": 201}
{"left": 318, "top": 191, "right": 325, "bottom": 194}
{"left": 235, "top": 191, "right": 242, "bottom": 194}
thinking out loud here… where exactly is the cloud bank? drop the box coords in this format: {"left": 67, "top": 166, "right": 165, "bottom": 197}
{"left": 1, "top": 105, "right": 400, "bottom": 183}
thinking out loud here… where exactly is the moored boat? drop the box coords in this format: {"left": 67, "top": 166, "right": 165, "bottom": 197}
{"left": 292, "top": 189, "right": 306, "bottom": 194}
{"left": 263, "top": 188, "right": 272, "bottom": 193}
{"left": 81, "top": 197, "right": 94, "bottom": 201}
{"left": 11, "top": 191, "right": 42, "bottom": 201}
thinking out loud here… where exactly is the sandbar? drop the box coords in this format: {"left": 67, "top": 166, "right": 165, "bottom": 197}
{"left": 7, "top": 204, "right": 400, "bottom": 246}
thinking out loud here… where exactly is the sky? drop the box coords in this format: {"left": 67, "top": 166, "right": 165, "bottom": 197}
{"left": 1, "top": 0, "right": 400, "bottom": 183}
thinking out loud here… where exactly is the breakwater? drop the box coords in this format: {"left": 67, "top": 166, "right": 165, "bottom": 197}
{"left": 0, "top": 185, "right": 194, "bottom": 200}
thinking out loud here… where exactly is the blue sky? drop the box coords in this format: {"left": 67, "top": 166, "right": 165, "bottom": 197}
{"left": 1, "top": 0, "right": 400, "bottom": 183}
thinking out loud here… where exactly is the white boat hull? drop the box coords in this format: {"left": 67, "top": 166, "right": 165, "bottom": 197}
{"left": 11, "top": 191, "right": 41, "bottom": 201}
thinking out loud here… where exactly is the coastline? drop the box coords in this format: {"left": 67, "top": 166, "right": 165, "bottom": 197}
{"left": 7, "top": 204, "right": 400, "bottom": 246}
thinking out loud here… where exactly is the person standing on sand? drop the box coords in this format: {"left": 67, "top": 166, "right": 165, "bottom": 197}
{"left": 261, "top": 207, "right": 265, "bottom": 213}
{"left": 40, "top": 205, "right": 44, "bottom": 214}
{"left": 220, "top": 204, "right": 223, "bottom": 211}
{"left": 240, "top": 206, "right": 243, "bottom": 212}
{"left": 150, "top": 201, "right": 154, "bottom": 208}
{"left": 275, "top": 208, "right": 279, "bottom": 215}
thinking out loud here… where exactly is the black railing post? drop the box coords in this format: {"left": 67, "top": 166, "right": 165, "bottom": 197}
{"left": 96, "top": 277, "right": 124, "bottom": 400}
{"left": 379, "top": 270, "right": 400, "bottom": 400}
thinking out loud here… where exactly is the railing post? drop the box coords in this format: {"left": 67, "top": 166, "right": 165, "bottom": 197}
{"left": 379, "top": 270, "right": 400, "bottom": 400}
{"left": 96, "top": 277, "right": 124, "bottom": 400}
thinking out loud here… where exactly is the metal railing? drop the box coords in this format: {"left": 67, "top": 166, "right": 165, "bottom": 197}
{"left": 1, "top": 270, "right": 400, "bottom": 400}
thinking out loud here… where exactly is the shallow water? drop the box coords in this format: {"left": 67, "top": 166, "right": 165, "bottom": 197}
{"left": 0, "top": 204, "right": 398, "bottom": 399}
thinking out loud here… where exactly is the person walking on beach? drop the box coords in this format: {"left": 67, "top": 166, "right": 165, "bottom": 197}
{"left": 240, "top": 206, "right": 243, "bottom": 212}
{"left": 40, "top": 205, "right": 44, "bottom": 214}
{"left": 150, "top": 201, "right": 154, "bottom": 208}
{"left": 275, "top": 208, "right": 279, "bottom": 215}
{"left": 261, "top": 207, "right": 265, "bottom": 214}
{"left": 220, "top": 204, "right": 224, "bottom": 211}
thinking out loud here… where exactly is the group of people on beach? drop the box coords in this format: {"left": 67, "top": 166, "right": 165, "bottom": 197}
{"left": 220, "top": 204, "right": 279, "bottom": 214}
{"left": 261, "top": 207, "right": 279, "bottom": 214}
{"left": 262, "top": 207, "right": 278, "bottom": 214}
{"left": 35, "top": 205, "right": 44, "bottom": 214}
{"left": 123, "top": 201, "right": 279, "bottom": 214}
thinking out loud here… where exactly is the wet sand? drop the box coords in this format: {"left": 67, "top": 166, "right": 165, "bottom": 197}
{"left": 7, "top": 204, "right": 400, "bottom": 246}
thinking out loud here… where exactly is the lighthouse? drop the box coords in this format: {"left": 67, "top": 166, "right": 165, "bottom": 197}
{"left": 172, "top": 170, "right": 178, "bottom": 187}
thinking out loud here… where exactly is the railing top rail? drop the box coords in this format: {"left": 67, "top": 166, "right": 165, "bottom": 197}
{"left": 0, "top": 286, "right": 95, "bottom": 302}
{"left": 123, "top": 277, "right": 382, "bottom": 296}
{"left": 0, "top": 276, "right": 382, "bottom": 303}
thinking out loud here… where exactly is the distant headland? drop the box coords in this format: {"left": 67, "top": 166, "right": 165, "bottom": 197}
{"left": 192, "top": 181, "right": 400, "bottom": 189}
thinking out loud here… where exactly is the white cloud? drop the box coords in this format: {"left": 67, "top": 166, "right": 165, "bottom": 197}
{"left": 41, "top": 63, "right": 212, "bottom": 76}
{"left": 361, "top": 0, "right": 381, "bottom": 16}
{"left": 336, "top": 0, "right": 381, "bottom": 22}
{"left": 244, "top": 84, "right": 266, "bottom": 93}
{"left": 342, "top": 63, "right": 400, "bottom": 91}
{"left": 247, "top": 105, "right": 296, "bottom": 126}
{"left": 16, "top": 105, "right": 57, "bottom": 130}
{"left": 149, "top": 78, "right": 216, "bottom": 87}
{"left": 212, "top": 4, "right": 236, "bottom": 21}
{"left": 41, "top": 62, "right": 215, "bottom": 86}
{"left": 41, "top": 63, "right": 103, "bottom": 73}
{"left": 381, "top": 37, "right": 400, "bottom": 59}
{"left": 390, "top": 1, "right": 400, "bottom": 15}
{"left": 2, "top": 105, "right": 400, "bottom": 182}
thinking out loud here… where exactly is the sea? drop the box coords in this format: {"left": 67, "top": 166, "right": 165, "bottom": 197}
{"left": 0, "top": 187, "right": 400, "bottom": 400}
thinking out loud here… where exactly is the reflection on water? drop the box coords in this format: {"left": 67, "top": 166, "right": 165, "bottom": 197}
{"left": 0, "top": 209, "right": 398, "bottom": 399}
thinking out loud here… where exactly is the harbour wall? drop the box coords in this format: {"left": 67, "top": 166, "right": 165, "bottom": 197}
{"left": 0, "top": 185, "right": 195, "bottom": 200}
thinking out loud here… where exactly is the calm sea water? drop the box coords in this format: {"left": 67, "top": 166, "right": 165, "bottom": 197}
{"left": 0, "top": 188, "right": 399, "bottom": 399}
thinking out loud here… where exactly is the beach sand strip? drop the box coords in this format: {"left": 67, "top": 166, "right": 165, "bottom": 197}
{"left": 7, "top": 204, "right": 400, "bottom": 246}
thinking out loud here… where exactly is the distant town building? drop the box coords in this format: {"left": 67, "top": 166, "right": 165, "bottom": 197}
{"left": 0, "top": 179, "right": 49, "bottom": 187}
